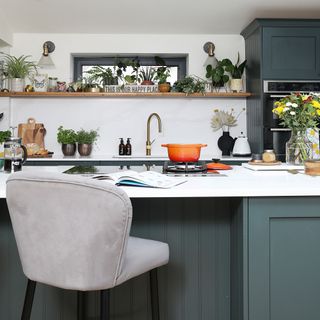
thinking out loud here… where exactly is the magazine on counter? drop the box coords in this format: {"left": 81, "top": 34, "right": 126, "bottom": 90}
{"left": 92, "top": 170, "right": 187, "bottom": 188}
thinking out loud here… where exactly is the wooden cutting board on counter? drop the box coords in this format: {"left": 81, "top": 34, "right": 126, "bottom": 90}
{"left": 18, "top": 117, "right": 46, "bottom": 149}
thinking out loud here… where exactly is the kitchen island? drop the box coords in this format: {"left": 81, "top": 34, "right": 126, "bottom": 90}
{"left": 1, "top": 165, "right": 320, "bottom": 320}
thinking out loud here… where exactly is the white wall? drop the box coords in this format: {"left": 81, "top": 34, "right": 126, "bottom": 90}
{"left": 5, "top": 33, "right": 247, "bottom": 157}
{"left": 0, "top": 10, "right": 13, "bottom": 47}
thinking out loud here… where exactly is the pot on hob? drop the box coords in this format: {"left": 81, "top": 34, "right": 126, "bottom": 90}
{"left": 161, "top": 144, "right": 207, "bottom": 162}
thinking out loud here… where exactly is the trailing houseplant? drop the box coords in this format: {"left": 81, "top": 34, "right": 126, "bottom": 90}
{"left": 172, "top": 76, "right": 206, "bottom": 95}
{"left": 57, "top": 126, "right": 77, "bottom": 156}
{"left": 76, "top": 128, "right": 99, "bottom": 156}
{"left": 0, "top": 53, "right": 37, "bottom": 92}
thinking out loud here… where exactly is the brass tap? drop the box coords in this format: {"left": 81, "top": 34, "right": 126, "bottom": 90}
{"left": 146, "top": 113, "right": 162, "bottom": 156}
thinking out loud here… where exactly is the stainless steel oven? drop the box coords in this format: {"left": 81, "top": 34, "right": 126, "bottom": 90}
{"left": 263, "top": 80, "right": 320, "bottom": 160}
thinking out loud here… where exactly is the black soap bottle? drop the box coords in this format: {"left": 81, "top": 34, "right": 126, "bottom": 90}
{"left": 125, "top": 138, "right": 132, "bottom": 155}
{"left": 119, "top": 138, "right": 125, "bottom": 155}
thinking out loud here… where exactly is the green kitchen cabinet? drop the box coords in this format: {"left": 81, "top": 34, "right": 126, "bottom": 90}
{"left": 245, "top": 197, "right": 320, "bottom": 320}
{"left": 262, "top": 27, "right": 320, "bottom": 80}
{"left": 242, "top": 19, "right": 320, "bottom": 80}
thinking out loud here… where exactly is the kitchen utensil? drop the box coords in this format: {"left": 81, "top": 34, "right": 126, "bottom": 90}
{"left": 232, "top": 132, "right": 251, "bottom": 156}
{"left": 4, "top": 136, "right": 27, "bottom": 173}
{"left": 161, "top": 144, "right": 207, "bottom": 162}
{"left": 206, "top": 162, "right": 232, "bottom": 170}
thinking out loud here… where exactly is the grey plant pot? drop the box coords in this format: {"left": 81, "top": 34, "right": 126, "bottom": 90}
{"left": 61, "top": 143, "right": 76, "bottom": 156}
{"left": 78, "top": 143, "right": 92, "bottom": 156}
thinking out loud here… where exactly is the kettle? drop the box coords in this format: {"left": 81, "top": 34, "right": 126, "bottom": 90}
{"left": 232, "top": 132, "right": 251, "bottom": 156}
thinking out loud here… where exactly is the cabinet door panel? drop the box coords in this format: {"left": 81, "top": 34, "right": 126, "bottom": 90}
{"left": 248, "top": 197, "right": 320, "bottom": 320}
{"left": 263, "top": 28, "right": 320, "bottom": 79}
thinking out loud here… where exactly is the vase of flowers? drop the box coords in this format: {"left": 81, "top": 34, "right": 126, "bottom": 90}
{"left": 211, "top": 108, "right": 245, "bottom": 156}
{"left": 273, "top": 92, "right": 320, "bottom": 165}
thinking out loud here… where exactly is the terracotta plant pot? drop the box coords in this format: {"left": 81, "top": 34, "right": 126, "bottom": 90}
{"left": 141, "top": 80, "right": 154, "bottom": 85}
{"left": 158, "top": 83, "right": 171, "bottom": 93}
{"left": 78, "top": 143, "right": 93, "bottom": 156}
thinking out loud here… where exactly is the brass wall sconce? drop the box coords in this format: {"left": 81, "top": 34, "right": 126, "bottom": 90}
{"left": 38, "top": 41, "right": 55, "bottom": 67}
{"left": 203, "top": 41, "right": 218, "bottom": 68}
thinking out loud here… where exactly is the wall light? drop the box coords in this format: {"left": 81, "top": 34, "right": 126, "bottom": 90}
{"left": 38, "top": 41, "right": 55, "bottom": 67}
{"left": 203, "top": 41, "right": 218, "bottom": 68}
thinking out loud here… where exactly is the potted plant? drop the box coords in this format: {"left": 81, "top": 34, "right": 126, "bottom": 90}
{"left": 139, "top": 67, "right": 156, "bottom": 85}
{"left": 172, "top": 76, "right": 206, "bottom": 95}
{"left": 57, "top": 126, "right": 77, "bottom": 156}
{"left": 85, "top": 66, "right": 118, "bottom": 92}
{"left": 1, "top": 53, "right": 37, "bottom": 92}
{"left": 222, "top": 53, "right": 247, "bottom": 92}
{"left": 205, "top": 60, "right": 230, "bottom": 92}
{"left": 76, "top": 128, "right": 99, "bottom": 156}
{"left": 155, "top": 66, "right": 171, "bottom": 92}
{"left": 83, "top": 77, "right": 101, "bottom": 93}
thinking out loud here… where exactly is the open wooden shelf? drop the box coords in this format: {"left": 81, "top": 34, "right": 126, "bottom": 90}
{"left": 0, "top": 91, "right": 251, "bottom": 98}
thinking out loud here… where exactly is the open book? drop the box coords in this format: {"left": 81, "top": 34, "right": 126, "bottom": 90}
{"left": 92, "top": 170, "right": 187, "bottom": 188}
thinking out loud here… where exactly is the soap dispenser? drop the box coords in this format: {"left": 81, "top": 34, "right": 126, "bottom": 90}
{"left": 125, "top": 138, "right": 132, "bottom": 155}
{"left": 119, "top": 138, "right": 125, "bottom": 155}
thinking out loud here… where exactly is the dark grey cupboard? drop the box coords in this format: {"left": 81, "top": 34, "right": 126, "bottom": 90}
{"left": 241, "top": 19, "right": 320, "bottom": 154}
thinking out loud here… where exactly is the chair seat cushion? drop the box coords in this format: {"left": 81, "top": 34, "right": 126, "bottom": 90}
{"left": 116, "top": 236, "right": 169, "bottom": 285}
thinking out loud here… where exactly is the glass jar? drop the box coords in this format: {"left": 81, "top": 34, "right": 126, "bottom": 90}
{"left": 286, "top": 130, "right": 312, "bottom": 165}
{"left": 48, "top": 77, "right": 58, "bottom": 92}
{"left": 262, "top": 149, "right": 276, "bottom": 162}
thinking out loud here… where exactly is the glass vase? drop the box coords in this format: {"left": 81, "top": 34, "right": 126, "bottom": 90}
{"left": 286, "top": 130, "right": 312, "bottom": 165}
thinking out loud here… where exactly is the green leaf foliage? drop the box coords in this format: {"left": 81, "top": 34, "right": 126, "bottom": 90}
{"left": 1, "top": 53, "right": 37, "bottom": 78}
{"left": 172, "top": 76, "right": 206, "bottom": 94}
{"left": 0, "top": 130, "right": 11, "bottom": 144}
{"left": 57, "top": 126, "right": 77, "bottom": 144}
{"left": 76, "top": 129, "right": 99, "bottom": 144}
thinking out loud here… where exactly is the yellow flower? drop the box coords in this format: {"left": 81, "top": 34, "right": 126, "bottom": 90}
{"left": 316, "top": 109, "right": 320, "bottom": 116}
{"left": 312, "top": 100, "right": 320, "bottom": 108}
{"left": 302, "top": 95, "right": 309, "bottom": 101}
{"left": 273, "top": 106, "right": 284, "bottom": 114}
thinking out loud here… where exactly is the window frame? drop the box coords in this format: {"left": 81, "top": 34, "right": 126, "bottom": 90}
{"left": 73, "top": 55, "right": 187, "bottom": 82}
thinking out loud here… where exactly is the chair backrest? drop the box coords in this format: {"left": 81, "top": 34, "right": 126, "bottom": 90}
{"left": 6, "top": 171, "right": 132, "bottom": 291}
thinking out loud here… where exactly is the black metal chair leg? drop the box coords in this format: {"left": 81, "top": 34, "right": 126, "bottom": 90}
{"left": 150, "top": 269, "right": 160, "bottom": 320}
{"left": 21, "top": 279, "right": 37, "bottom": 320}
{"left": 100, "top": 289, "right": 110, "bottom": 320}
{"left": 77, "top": 291, "right": 86, "bottom": 320}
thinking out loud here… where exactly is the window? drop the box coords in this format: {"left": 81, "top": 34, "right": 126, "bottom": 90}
{"left": 73, "top": 55, "right": 187, "bottom": 84}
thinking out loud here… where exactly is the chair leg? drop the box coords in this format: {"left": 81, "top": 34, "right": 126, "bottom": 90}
{"left": 100, "top": 289, "right": 110, "bottom": 320}
{"left": 21, "top": 279, "right": 37, "bottom": 320}
{"left": 77, "top": 291, "right": 86, "bottom": 320}
{"left": 150, "top": 268, "right": 160, "bottom": 320}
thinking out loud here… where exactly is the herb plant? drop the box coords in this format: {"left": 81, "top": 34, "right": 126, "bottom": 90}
{"left": 57, "top": 126, "right": 77, "bottom": 144}
{"left": 76, "top": 129, "right": 99, "bottom": 144}
{"left": 0, "top": 130, "right": 11, "bottom": 144}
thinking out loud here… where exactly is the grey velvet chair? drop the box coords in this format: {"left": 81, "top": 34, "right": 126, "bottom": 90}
{"left": 6, "top": 171, "right": 169, "bottom": 320}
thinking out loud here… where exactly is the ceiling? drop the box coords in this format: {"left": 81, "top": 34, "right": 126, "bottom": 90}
{"left": 1, "top": 0, "right": 320, "bottom": 34}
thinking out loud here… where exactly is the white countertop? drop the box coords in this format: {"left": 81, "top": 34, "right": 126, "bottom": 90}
{"left": 26, "top": 154, "right": 251, "bottom": 162}
{"left": 0, "top": 165, "right": 320, "bottom": 199}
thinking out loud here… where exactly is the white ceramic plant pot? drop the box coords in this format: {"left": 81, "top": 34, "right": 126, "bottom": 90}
{"left": 230, "top": 79, "right": 243, "bottom": 93}
{"left": 10, "top": 78, "right": 25, "bottom": 92}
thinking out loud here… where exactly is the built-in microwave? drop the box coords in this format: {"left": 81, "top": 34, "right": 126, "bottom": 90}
{"left": 263, "top": 80, "right": 320, "bottom": 160}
